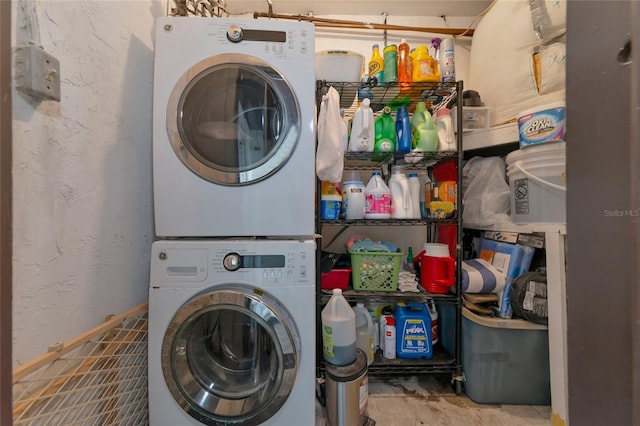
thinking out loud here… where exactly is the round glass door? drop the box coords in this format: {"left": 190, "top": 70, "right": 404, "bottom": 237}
{"left": 161, "top": 285, "right": 299, "bottom": 426}
{"left": 166, "top": 53, "right": 300, "bottom": 185}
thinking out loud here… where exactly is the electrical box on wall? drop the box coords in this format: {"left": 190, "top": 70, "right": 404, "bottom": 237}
{"left": 14, "top": 44, "right": 61, "bottom": 102}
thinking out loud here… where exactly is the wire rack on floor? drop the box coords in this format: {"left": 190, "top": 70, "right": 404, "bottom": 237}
{"left": 12, "top": 304, "right": 149, "bottom": 426}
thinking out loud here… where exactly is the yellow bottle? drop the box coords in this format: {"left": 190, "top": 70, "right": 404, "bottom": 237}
{"left": 368, "top": 44, "right": 384, "bottom": 86}
{"left": 412, "top": 45, "right": 440, "bottom": 83}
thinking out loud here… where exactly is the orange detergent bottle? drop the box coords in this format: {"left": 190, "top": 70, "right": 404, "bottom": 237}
{"left": 398, "top": 39, "right": 412, "bottom": 90}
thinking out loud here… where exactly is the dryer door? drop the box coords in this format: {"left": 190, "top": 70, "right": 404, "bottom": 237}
{"left": 161, "top": 285, "right": 299, "bottom": 426}
{"left": 166, "top": 53, "right": 300, "bottom": 186}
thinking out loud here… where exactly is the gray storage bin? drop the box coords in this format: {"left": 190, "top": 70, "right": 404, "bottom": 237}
{"left": 438, "top": 304, "right": 551, "bottom": 405}
{"left": 461, "top": 307, "right": 550, "bottom": 405}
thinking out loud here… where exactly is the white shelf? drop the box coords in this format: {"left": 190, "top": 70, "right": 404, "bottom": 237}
{"left": 464, "top": 222, "right": 566, "bottom": 235}
{"left": 461, "top": 123, "right": 519, "bottom": 151}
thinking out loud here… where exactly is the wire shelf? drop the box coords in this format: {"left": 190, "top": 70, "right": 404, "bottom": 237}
{"left": 13, "top": 304, "right": 149, "bottom": 426}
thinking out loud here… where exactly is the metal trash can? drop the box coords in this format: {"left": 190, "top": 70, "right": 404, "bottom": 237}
{"left": 325, "top": 349, "right": 368, "bottom": 426}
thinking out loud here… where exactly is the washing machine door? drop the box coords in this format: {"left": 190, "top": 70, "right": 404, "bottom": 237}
{"left": 166, "top": 53, "right": 300, "bottom": 186}
{"left": 161, "top": 285, "right": 300, "bottom": 425}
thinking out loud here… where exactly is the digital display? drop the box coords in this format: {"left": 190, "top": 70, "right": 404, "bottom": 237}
{"left": 242, "top": 254, "right": 285, "bottom": 268}
{"left": 243, "top": 29, "right": 286, "bottom": 43}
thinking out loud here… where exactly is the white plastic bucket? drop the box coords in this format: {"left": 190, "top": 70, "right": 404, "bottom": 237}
{"left": 506, "top": 141, "right": 566, "bottom": 224}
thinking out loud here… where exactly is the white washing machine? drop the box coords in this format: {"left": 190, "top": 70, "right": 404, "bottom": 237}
{"left": 153, "top": 17, "right": 316, "bottom": 238}
{"left": 148, "top": 239, "right": 316, "bottom": 426}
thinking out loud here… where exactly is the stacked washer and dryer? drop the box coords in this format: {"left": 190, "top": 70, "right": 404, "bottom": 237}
{"left": 148, "top": 17, "right": 317, "bottom": 426}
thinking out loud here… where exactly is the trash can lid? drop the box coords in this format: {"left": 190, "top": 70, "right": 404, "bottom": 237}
{"left": 325, "top": 349, "right": 368, "bottom": 382}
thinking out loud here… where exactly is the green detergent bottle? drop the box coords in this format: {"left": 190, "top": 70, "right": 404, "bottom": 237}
{"left": 374, "top": 106, "right": 396, "bottom": 153}
{"left": 411, "top": 102, "right": 439, "bottom": 152}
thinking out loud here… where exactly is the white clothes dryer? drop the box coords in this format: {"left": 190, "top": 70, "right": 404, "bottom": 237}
{"left": 153, "top": 17, "right": 316, "bottom": 238}
{"left": 148, "top": 239, "right": 316, "bottom": 426}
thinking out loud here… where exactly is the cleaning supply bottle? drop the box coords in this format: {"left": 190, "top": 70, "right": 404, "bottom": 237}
{"left": 383, "top": 45, "right": 398, "bottom": 84}
{"left": 322, "top": 288, "right": 357, "bottom": 366}
{"left": 353, "top": 302, "right": 374, "bottom": 364}
{"left": 395, "top": 106, "right": 412, "bottom": 153}
{"left": 378, "top": 306, "right": 394, "bottom": 353}
{"left": 368, "top": 44, "right": 384, "bottom": 87}
{"left": 411, "top": 102, "right": 439, "bottom": 152}
{"left": 426, "top": 299, "right": 439, "bottom": 346}
{"left": 395, "top": 303, "right": 433, "bottom": 359}
{"left": 431, "top": 38, "right": 442, "bottom": 81}
{"left": 397, "top": 39, "right": 412, "bottom": 90}
{"left": 374, "top": 106, "right": 396, "bottom": 153}
{"left": 364, "top": 171, "right": 391, "bottom": 219}
{"left": 408, "top": 173, "right": 422, "bottom": 219}
{"left": 349, "top": 98, "right": 375, "bottom": 152}
{"left": 321, "top": 181, "right": 342, "bottom": 220}
{"left": 434, "top": 107, "right": 456, "bottom": 152}
{"left": 411, "top": 44, "right": 440, "bottom": 83}
{"left": 383, "top": 316, "right": 396, "bottom": 360}
{"left": 342, "top": 178, "right": 366, "bottom": 220}
{"left": 440, "top": 37, "right": 456, "bottom": 83}
{"left": 388, "top": 165, "right": 413, "bottom": 219}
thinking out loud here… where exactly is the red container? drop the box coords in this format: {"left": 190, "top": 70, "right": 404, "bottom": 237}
{"left": 321, "top": 268, "right": 352, "bottom": 290}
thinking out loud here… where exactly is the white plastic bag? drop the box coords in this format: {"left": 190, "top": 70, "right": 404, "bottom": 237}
{"left": 462, "top": 156, "right": 511, "bottom": 226}
{"left": 316, "top": 86, "right": 346, "bottom": 182}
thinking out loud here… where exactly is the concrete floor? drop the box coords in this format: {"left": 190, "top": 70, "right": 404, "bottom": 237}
{"left": 317, "top": 375, "right": 552, "bottom": 425}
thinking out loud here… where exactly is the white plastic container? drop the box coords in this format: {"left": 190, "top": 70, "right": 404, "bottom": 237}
{"left": 383, "top": 317, "right": 397, "bottom": 359}
{"left": 517, "top": 101, "right": 566, "bottom": 148}
{"left": 322, "top": 289, "right": 357, "bottom": 366}
{"left": 349, "top": 98, "right": 375, "bottom": 152}
{"left": 408, "top": 173, "right": 422, "bottom": 219}
{"left": 353, "top": 302, "right": 374, "bottom": 364}
{"left": 434, "top": 108, "right": 456, "bottom": 152}
{"left": 342, "top": 180, "right": 366, "bottom": 220}
{"left": 505, "top": 141, "right": 566, "bottom": 224}
{"left": 364, "top": 172, "right": 391, "bottom": 219}
{"left": 388, "top": 166, "right": 413, "bottom": 219}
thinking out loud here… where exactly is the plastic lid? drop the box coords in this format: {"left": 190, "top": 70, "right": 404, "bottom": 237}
{"left": 435, "top": 108, "right": 451, "bottom": 117}
{"left": 408, "top": 173, "right": 418, "bottom": 177}
{"left": 372, "top": 171, "right": 381, "bottom": 176}
{"left": 415, "top": 101, "right": 426, "bottom": 112}
{"left": 362, "top": 98, "right": 370, "bottom": 107}
{"left": 356, "top": 302, "right": 365, "bottom": 308}
{"left": 333, "top": 288, "right": 343, "bottom": 295}
{"left": 372, "top": 44, "right": 379, "bottom": 49}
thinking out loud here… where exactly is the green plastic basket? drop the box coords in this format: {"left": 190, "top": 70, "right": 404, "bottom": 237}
{"left": 349, "top": 250, "right": 403, "bottom": 291}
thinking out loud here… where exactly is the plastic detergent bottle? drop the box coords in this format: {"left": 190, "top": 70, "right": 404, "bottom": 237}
{"left": 395, "top": 106, "right": 412, "bottom": 153}
{"left": 411, "top": 102, "right": 438, "bottom": 152}
{"left": 408, "top": 173, "right": 422, "bottom": 219}
{"left": 368, "top": 44, "right": 385, "bottom": 86}
{"left": 321, "top": 181, "right": 342, "bottom": 220}
{"left": 322, "top": 289, "right": 357, "bottom": 366}
{"left": 383, "top": 45, "right": 398, "bottom": 84}
{"left": 395, "top": 303, "right": 433, "bottom": 359}
{"left": 397, "top": 39, "right": 412, "bottom": 90}
{"left": 374, "top": 106, "right": 396, "bottom": 153}
{"left": 435, "top": 108, "right": 456, "bottom": 152}
{"left": 388, "top": 165, "right": 413, "bottom": 219}
{"left": 440, "top": 37, "right": 456, "bottom": 83}
{"left": 411, "top": 44, "right": 440, "bottom": 83}
{"left": 353, "top": 302, "right": 374, "bottom": 364}
{"left": 349, "top": 98, "right": 375, "bottom": 152}
{"left": 364, "top": 171, "right": 391, "bottom": 219}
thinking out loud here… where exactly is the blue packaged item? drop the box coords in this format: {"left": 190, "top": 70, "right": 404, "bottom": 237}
{"left": 395, "top": 303, "right": 433, "bottom": 359}
{"left": 478, "top": 239, "right": 535, "bottom": 318}
{"left": 395, "top": 106, "right": 412, "bottom": 153}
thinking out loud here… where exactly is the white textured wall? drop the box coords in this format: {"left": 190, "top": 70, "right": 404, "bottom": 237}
{"left": 12, "top": 0, "right": 163, "bottom": 366}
